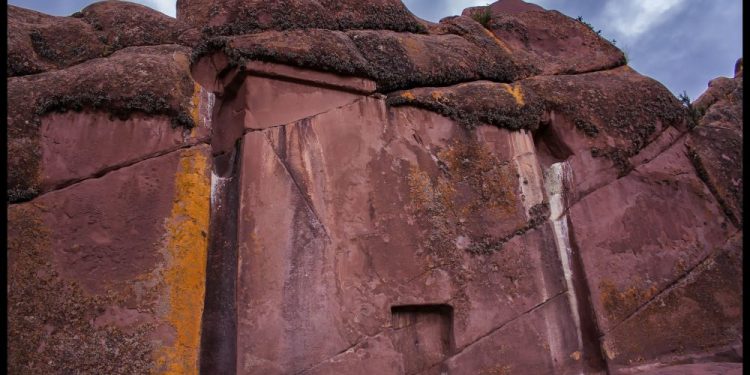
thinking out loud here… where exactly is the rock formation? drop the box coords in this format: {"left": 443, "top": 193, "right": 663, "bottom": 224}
{"left": 7, "top": 0, "right": 742, "bottom": 374}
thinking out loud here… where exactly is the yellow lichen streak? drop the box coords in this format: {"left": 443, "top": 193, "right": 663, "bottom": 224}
{"left": 503, "top": 84, "right": 525, "bottom": 106}
{"left": 155, "top": 148, "right": 210, "bottom": 375}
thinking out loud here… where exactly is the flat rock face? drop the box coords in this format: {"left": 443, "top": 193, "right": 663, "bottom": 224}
{"left": 8, "top": 145, "right": 212, "bottom": 374}
{"left": 7, "top": 0, "right": 742, "bottom": 374}
{"left": 234, "top": 90, "right": 577, "bottom": 374}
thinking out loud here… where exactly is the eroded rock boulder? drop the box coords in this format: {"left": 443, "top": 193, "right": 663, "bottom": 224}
{"left": 686, "top": 58, "right": 743, "bottom": 227}
{"left": 7, "top": 1, "right": 182, "bottom": 77}
{"left": 177, "top": 0, "right": 426, "bottom": 35}
{"left": 465, "top": 0, "right": 625, "bottom": 74}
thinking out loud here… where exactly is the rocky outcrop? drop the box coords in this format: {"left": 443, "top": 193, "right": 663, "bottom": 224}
{"left": 8, "top": 44, "right": 210, "bottom": 202}
{"left": 463, "top": 0, "right": 625, "bottom": 75}
{"left": 7, "top": 0, "right": 742, "bottom": 374}
{"left": 7, "top": 1, "right": 182, "bottom": 77}
{"left": 8, "top": 4, "right": 215, "bottom": 374}
{"left": 686, "top": 58, "right": 743, "bottom": 227}
{"left": 177, "top": 0, "right": 426, "bottom": 35}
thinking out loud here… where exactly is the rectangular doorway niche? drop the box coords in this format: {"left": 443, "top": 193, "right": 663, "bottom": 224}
{"left": 391, "top": 304, "right": 454, "bottom": 375}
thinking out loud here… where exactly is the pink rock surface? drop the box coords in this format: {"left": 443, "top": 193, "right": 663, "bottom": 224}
{"left": 8, "top": 1, "right": 181, "bottom": 77}
{"left": 464, "top": 0, "right": 625, "bottom": 75}
{"left": 634, "top": 362, "right": 743, "bottom": 375}
{"left": 8, "top": 145, "right": 212, "bottom": 373}
{"left": 569, "top": 137, "right": 734, "bottom": 334}
{"left": 177, "top": 0, "right": 425, "bottom": 34}
{"left": 235, "top": 92, "right": 575, "bottom": 373}
{"left": 6, "top": 0, "right": 742, "bottom": 373}
{"left": 8, "top": 44, "right": 209, "bottom": 202}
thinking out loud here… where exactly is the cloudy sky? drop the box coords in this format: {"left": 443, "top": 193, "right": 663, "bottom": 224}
{"left": 9, "top": 0, "right": 742, "bottom": 100}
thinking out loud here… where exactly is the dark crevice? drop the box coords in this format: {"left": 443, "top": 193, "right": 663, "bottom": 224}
{"left": 199, "top": 67, "right": 246, "bottom": 374}
{"left": 199, "top": 138, "right": 241, "bottom": 375}
{"left": 566, "top": 216, "right": 610, "bottom": 374}
{"left": 533, "top": 119, "right": 574, "bottom": 170}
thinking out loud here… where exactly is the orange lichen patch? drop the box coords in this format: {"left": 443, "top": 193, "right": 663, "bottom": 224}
{"left": 408, "top": 140, "right": 520, "bottom": 257}
{"left": 599, "top": 279, "right": 658, "bottom": 322}
{"left": 401, "top": 91, "right": 416, "bottom": 101}
{"left": 502, "top": 84, "right": 525, "bottom": 106}
{"left": 437, "top": 140, "right": 518, "bottom": 217}
{"left": 431, "top": 90, "right": 446, "bottom": 101}
{"left": 155, "top": 149, "right": 210, "bottom": 375}
{"left": 401, "top": 36, "right": 424, "bottom": 55}
{"left": 407, "top": 167, "right": 434, "bottom": 210}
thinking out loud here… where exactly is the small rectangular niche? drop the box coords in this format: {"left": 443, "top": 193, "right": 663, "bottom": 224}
{"left": 391, "top": 304, "right": 454, "bottom": 375}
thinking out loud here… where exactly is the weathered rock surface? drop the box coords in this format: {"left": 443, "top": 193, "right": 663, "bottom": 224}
{"left": 464, "top": 1, "right": 626, "bottom": 75}
{"left": 8, "top": 44, "right": 211, "bottom": 202}
{"left": 7, "top": 0, "right": 742, "bottom": 374}
{"left": 8, "top": 145, "right": 212, "bottom": 374}
{"left": 177, "top": 0, "right": 426, "bottom": 35}
{"left": 7, "top": 1, "right": 181, "bottom": 77}
{"left": 686, "top": 58, "right": 743, "bottom": 227}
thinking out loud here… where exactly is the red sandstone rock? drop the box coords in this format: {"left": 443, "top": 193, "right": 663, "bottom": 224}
{"left": 8, "top": 145, "right": 212, "bottom": 374}
{"left": 235, "top": 95, "right": 576, "bottom": 373}
{"left": 192, "top": 27, "right": 531, "bottom": 92}
{"left": 76, "top": 1, "right": 180, "bottom": 49}
{"left": 465, "top": 0, "right": 626, "bottom": 75}
{"left": 603, "top": 233, "right": 742, "bottom": 369}
{"left": 636, "top": 362, "right": 743, "bottom": 375}
{"left": 6, "top": 0, "right": 742, "bottom": 374}
{"left": 177, "top": 0, "right": 425, "bottom": 34}
{"left": 8, "top": 2, "right": 182, "bottom": 77}
{"left": 8, "top": 5, "right": 106, "bottom": 76}
{"left": 686, "top": 61, "right": 743, "bottom": 226}
{"left": 387, "top": 80, "right": 542, "bottom": 130}
{"left": 521, "top": 66, "right": 686, "bottom": 201}
{"left": 8, "top": 44, "right": 209, "bottom": 202}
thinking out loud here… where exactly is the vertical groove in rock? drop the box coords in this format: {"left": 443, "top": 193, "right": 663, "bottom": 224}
{"left": 566, "top": 216, "right": 609, "bottom": 374}
{"left": 543, "top": 161, "right": 608, "bottom": 373}
{"left": 199, "top": 139, "right": 241, "bottom": 375}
